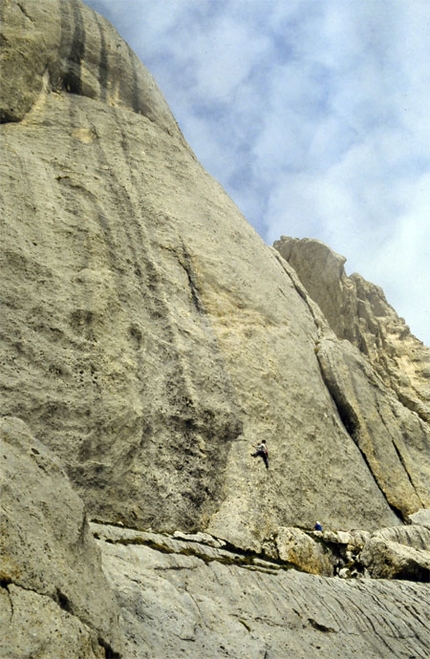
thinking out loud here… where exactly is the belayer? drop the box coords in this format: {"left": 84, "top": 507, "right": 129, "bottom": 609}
{"left": 252, "top": 439, "right": 269, "bottom": 469}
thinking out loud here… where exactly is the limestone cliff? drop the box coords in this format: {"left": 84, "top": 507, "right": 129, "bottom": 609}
{"left": 274, "top": 237, "right": 430, "bottom": 423}
{"left": 2, "top": 0, "right": 429, "bottom": 547}
{"left": 0, "top": 417, "right": 123, "bottom": 658}
{"left": 1, "top": 1, "right": 430, "bottom": 657}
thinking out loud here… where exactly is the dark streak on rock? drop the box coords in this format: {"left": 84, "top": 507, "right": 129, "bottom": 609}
{"left": 180, "top": 242, "right": 205, "bottom": 315}
{"left": 98, "top": 636, "right": 121, "bottom": 659}
{"left": 129, "top": 46, "right": 142, "bottom": 116}
{"left": 56, "top": 0, "right": 85, "bottom": 95}
{"left": 16, "top": 2, "right": 34, "bottom": 23}
{"left": 0, "top": 578, "right": 12, "bottom": 588}
{"left": 308, "top": 618, "right": 336, "bottom": 633}
{"left": 127, "top": 45, "right": 152, "bottom": 119}
{"left": 56, "top": 587, "right": 73, "bottom": 613}
{"left": 392, "top": 438, "right": 423, "bottom": 508}
{"left": 316, "top": 354, "right": 405, "bottom": 523}
{"left": 95, "top": 14, "right": 108, "bottom": 103}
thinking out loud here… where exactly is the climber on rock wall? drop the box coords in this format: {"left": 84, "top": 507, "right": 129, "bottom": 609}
{"left": 252, "top": 439, "right": 269, "bottom": 469}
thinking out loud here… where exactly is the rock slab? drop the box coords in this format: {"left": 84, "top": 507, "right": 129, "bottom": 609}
{"left": 1, "top": 1, "right": 430, "bottom": 656}
{"left": 0, "top": 417, "right": 123, "bottom": 658}
{"left": 94, "top": 523, "right": 430, "bottom": 659}
{"left": 3, "top": 0, "right": 428, "bottom": 548}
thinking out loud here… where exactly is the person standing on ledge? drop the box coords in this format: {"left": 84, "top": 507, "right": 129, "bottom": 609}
{"left": 252, "top": 439, "right": 269, "bottom": 469}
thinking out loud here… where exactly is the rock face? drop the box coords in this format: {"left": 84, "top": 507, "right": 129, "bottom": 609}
{"left": 1, "top": 1, "right": 430, "bottom": 657}
{"left": 274, "top": 236, "right": 430, "bottom": 424}
{"left": 275, "top": 237, "right": 430, "bottom": 519}
{"left": 0, "top": 417, "right": 123, "bottom": 658}
{"left": 92, "top": 523, "right": 430, "bottom": 659}
{"left": 2, "top": 0, "right": 430, "bottom": 547}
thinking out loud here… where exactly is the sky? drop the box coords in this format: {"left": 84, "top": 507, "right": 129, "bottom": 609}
{"left": 86, "top": 0, "right": 430, "bottom": 346}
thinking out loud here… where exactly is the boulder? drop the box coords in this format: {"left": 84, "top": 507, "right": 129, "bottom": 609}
{"left": 360, "top": 538, "right": 430, "bottom": 582}
{"left": 359, "top": 524, "right": 430, "bottom": 581}
{"left": 275, "top": 527, "right": 334, "bottom": 576}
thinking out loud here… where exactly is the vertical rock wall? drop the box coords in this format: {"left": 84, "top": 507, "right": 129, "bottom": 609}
{"left": 0, "top": 417, "right": 123, "bottom": 657}
{"left": 275, "top": 237, "right": 430, "bottom": 521}
{"left": 1, "top": 0, "right": 429, "bottom": 553}
{"left": 2, "top": 3, "right": 430, "bottom": 658}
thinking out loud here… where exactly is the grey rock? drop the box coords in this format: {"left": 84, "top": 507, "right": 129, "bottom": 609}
{"left": 172, "top": 530, "right": 227, "bottom": 548}
{"left": 316, "top": 335, "right": 429, "bottom": 519}
{"left": 1, "top": 0, "right": 418, "bottom": 547}
{"left": 322, "top": 529, "right": 370, "bottom": 548}
{"left": 0, "top": 417, "right": 123, "bottom": 658}
{"left": 274, "top": 237, "right": 430, "bottom": 521}
{"left": 360, "top": 538, "right": 430, "bottom": 582}
{"left": 372, "top": 524, "right": 430, "bottom": 551}
{"left": 275, "top": 526, "right": 334, "bottom": 576}
{"left": 359, "top": 525, "right": 430, "bottom": 581}
{"left": 95, "top": 524, "right": 430, "bottom": 659}
{"left": 2, "top": 1, "right": 430, "bottom": 656}
{"left": 90, "top": 522, "right": 277, "bottom": 571}
{"left": 409, "top": 508, "right": 430, "bottom": 528}
{"left": 0, "top": 585, "right": 105, "bottom": 659}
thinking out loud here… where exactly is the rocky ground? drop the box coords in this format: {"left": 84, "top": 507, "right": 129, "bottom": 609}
{"left": 94, "top": 522, "right": 430, "bottom": 659}
{"left": 2, "top": 416, "right": 429, "bottom": 659}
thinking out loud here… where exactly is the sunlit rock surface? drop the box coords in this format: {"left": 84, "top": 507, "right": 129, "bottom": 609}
{"left": 3, "top": 0, "right": 429, "bottom": 545}
{"left": 92, "top": 523, "right": 430, "bottom": 659}
{"left": 0, "top": 417, "right": 123, "bottom": 658}
{"left": 274, "top": 236, "right": 430, "bottom": 424}
{"left": 1, "top": 1, "right": 430, "bottom": 657}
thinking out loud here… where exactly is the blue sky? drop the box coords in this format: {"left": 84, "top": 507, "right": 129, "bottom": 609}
{"left": 86, "top": 0, "right": 430, "bottom": 346}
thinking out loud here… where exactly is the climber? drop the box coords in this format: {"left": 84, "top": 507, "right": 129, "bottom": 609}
{"left": 251, "top": 439, "right": 269, "bottom": 469}
{"left": 314, "top": 521, "right": 323, "bottom": 532}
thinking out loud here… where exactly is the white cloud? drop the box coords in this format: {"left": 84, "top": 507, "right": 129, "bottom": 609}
{"left": 366, "top": 170, "right": 430, "bottom": 341}
{"left": 86, "top": 0, "right": 430, "bottom": 345}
